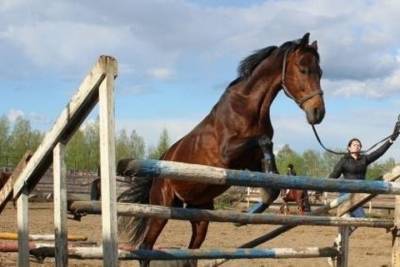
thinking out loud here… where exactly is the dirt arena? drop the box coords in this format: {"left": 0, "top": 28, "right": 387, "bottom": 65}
{"left": 0, "top": 202, "right": 392, "bottom": 267}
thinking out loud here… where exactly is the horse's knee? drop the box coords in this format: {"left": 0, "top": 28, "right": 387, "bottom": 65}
{"left": 260, "top": 188, "right": 280, "bottom": 204}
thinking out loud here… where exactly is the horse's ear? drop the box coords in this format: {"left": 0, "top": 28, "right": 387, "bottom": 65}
{"left": 300, "top": 33, "right": 310, "bottom": 47}
{"left": 311, "top": 40, "right": 318, "bottom": 50}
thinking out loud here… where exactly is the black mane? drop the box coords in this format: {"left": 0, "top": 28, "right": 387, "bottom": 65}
{"left": 227, "top": 38, "right": 319, "bottom": 88}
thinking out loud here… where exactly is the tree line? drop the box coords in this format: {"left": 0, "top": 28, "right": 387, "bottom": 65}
{"left": 0, "top": 115, "right": 396, "bottom": 179}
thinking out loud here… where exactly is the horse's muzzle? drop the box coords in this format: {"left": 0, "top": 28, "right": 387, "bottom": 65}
{"left": 305, "top": 106, "right": 325, "bottom": 125}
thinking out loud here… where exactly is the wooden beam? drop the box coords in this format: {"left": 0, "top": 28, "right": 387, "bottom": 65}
{"left": 99, "top": 57, "right": 118, "bottom": 267}
{"left": 13, "top": 56, "right": 118, "bottom": 199}
{"left": 0, "top": 151, "right": 32, "bottom": 213}
{"left": 17, "top": 188, "right": 29, "bottom": 267}
{"left": 69, "top": 201, "right": 393, "bottom": 228}
{"left": 393, "top": 180, "right": 400, "bottom": 267}
{"left": 336, "top": 225, "right": 350, "bottom": 267}
{"left": 126, "top": 160, "right": 400, "bottom": 194}
{"left": 27, "top": 246, "right": 338, "bottom": 260}
{"left": 0, "top": 232, "right": 87, "bottom": 241}
{"left": 53, "top": 143, "right": 68, "bottom": 266}
{"left": 337, "top": 166, "right": 400, "bottom": 216}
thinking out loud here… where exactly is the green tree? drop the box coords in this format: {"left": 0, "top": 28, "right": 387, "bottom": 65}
{"left": 84, "top": 120, "right": 100, "bottom": 171}
{"left": 116, "top": 129, "right": 145, "bottom": 161}
{"left": 8, "top": 117, "right": 38, "bottom": 166}
{"left": 366, "top": 157, "right": 396, "bottom": 180}
{"left": 276, "top": 144, "right": 304, "bottom": 175}
{"left": 302, "top": 149, "right": 323, "bottom": 177}
{"left": 116, "top": 129, "right": 130, "bottom": 160}
{"left": 321, "top": 151, "right": 342, "bottom": 177}
{"left": 148, "top": 128, "right": 171, "bottom": 159}
{"left": 129, "top": 130, "right": 145, "bottom": 159}
{"left": 66, "top": 129, "right": 87, "bottom": 170}
{"left": 0, "top": 116, "right": 10, "bottom": 166}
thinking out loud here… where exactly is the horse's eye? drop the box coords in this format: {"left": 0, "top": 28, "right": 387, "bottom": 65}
{"left": 300, "top": 67, "right": 308, "bottom": 74}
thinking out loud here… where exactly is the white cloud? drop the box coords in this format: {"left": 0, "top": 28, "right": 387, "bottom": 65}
{"left": 147, "top": 67, "right": 175, "bottom": 80}
{"left": 7, "top": 109, "right": 24, "bottom": 122}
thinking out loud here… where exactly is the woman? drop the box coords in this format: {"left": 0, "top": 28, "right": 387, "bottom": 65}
{"left": 329, "top": 121, "right": 400, "bottom": 219}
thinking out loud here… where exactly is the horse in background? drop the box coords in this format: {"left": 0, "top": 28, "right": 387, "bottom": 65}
{"left": 279, "top": 164, "right": 311, "bottom": 215}
{"left": 119, "top": 33, "right": 325, "bottom": 257}
{"left": 280, "top": 189, "right": 311, "bottom": 215}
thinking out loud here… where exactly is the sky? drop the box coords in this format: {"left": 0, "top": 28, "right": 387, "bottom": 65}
{"left": 1, "top": 0, "right": 400, "bottom": 161}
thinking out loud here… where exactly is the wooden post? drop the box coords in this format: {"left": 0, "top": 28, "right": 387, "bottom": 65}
{"left": 17, "top": 187, "right": 29, "bottom": 267}
{"left": 336, "top": 225, "right": 350, "bottom": 267}
{"left": 99, "top": 56, "right": 118, "bottom": 267}
{"left": 392, "top": 181, "right": 400, "bottom": 266}
{"left": 53, "top": 143, "right": 68, "bottom": 266}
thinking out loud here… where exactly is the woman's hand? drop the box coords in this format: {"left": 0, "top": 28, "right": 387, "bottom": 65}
{"left": 391, "top": 121, "right": 400, "bottom": 141}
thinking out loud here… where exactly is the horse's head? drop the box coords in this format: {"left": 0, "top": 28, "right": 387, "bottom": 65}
{"left": 280, "top": 33, "right": 325, "bottom": 125}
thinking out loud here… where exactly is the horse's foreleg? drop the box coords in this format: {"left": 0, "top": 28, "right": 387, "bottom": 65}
{"left": 260, "top": 188, "right": 280, "bottom": 209}
{"left": 140, "top": 217, "right": 168, "bottom": 250}
{"left": 187, "top": 202, "right": 213, "bottom": 249}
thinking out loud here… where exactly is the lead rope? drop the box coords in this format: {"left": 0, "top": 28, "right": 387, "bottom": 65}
{"left": 311, "top": 124, "right": 393, "bottom": 155}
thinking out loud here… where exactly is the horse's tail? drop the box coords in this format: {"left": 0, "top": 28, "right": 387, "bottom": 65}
{"left": 117, "top": 177, "right": 152, "bottom": 246}
{"left": 117, "top": 159, "right": 153, "bottom": 246}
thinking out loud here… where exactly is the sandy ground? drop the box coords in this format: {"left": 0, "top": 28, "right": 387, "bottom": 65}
{"left": 0, "top": 202, "right": 393, "bottom": 267}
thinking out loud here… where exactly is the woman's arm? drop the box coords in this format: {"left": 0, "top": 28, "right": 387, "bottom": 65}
{"left": 329, "top": 157, "right": 345, "bottom": 178}
{"left": 366, "top": 140, "right": 392, "bottom": 164}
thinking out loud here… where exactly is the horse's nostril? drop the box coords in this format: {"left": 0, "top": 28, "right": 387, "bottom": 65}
{"left": 313, "top": 108, "right": 319, "bottom": 118}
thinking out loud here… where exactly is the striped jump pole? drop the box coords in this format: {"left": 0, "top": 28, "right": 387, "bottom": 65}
{"left": 126, "top": 160, "right": 400, "bottom": 194}
{"left": 69, "top": 201, "right": 393, "bottom": 229}
{"left": 27, "top": 246, "right": 338, "bottom": 261}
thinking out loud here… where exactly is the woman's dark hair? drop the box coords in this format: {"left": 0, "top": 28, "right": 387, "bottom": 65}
{"left": 347, "top": 138, "right": 362, "bottom": 148}
{"left": 287, "top": 163, "right": 294, "bottom": 169}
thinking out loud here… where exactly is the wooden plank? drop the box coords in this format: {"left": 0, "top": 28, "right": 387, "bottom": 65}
{"left": 69, "top": 201, "right": 393, "bottom": 228}
{"left": 0, "top": 151, "right": 32, "bottom": 213}
{"left": 127, "top": 160, "right": 400, "bottom": 194}
{"left": 393, "top": 180, "right": 400, "bottom": 267}
{"left": 337, "top": 226, "right": 350, "bottom": 267}
{"left": 17, "top": 188, "right": 29, "bottom": 267}
{"left": 337, "top": 166, "right": 400, "bottom": 216}
{"left": 99, "top": 59, "right": 118, "bottom": 267}
{"left": 27, "top": 246, "right": 338, "bottom": 260}
{"left": 0, "top": 232, "right": 87, "bottom": 241}
{"left": 53, "top": 143, "right": 68, "bottom": 267}
{"left": 13, "top": 56, "right": 118, "bottom": 199}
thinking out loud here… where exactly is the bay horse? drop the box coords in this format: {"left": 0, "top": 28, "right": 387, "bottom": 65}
{"left": 280, "top": 189, "right": 311, "bottom": 215}
{"left": 119, "top": 33, "right": 325, "bottom": 256}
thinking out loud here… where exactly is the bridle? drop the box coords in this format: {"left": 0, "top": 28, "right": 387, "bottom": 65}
{"left": 281, "top": 48, "right": 393, "bottom": 155}
{"left": 280, "top": 49, "right": 323, "bottom": 108}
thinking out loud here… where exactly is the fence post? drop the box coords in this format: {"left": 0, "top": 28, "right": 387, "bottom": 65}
{"left": 53, "top": 143, "right": 68, "bottom": 266}
{"left": 99, "top": 56, "right": 118, "bottom": 267}
{"left": 17, "top": 186, "right": 29, "bottom": 267}
{"left": 392, "top": 182, "right": 400, "bottom": 266}
{"left": 336, "top": 225, "right": 349, "bottom": 267}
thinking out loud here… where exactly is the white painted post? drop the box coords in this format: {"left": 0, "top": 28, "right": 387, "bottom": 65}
{"left": 17, "top": 187, "right": 29, "bottom": 267}
{"left": 99, "top": 56, "right": 118, "bottom": 266}
{"left": 53, "top": 143, "right": 68, "bottom": 266}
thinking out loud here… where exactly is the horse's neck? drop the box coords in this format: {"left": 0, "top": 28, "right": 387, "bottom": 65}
{"left": 218, "top": 77, "right": 281, "bottom": 134}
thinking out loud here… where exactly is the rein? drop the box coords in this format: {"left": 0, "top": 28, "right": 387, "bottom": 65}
{"left": 280, "top": 48, "right": 395, "bottom": 155}
{"left": 280, "top": 49, "right": 323, "bottom": 108}
{"left": 311, "top": 124, "right": 393, "bottom": 155}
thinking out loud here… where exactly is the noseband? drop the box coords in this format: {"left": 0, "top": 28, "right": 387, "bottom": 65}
{"left": 280, "top": 49, "right": 323, "bottom": 107}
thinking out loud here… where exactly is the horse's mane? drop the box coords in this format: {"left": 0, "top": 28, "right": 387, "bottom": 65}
{"left": 211, "top": 38, "right": 319, "bottom": 113}
{"left": 229, "top": 38, "right": 319, "bottom": 88}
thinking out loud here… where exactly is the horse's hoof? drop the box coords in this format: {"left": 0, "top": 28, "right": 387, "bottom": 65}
{"left": 119, "top": 243, "right": 136, "bottom": 251}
